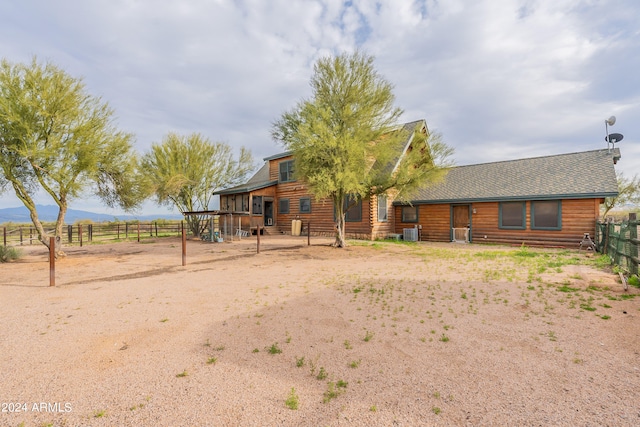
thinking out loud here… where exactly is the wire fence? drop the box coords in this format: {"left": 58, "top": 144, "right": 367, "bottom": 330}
{"left": 595, "top": 213, "right": 639, "bottom": 276}
{"left": 2, "top": 221, "right": 187, "bottom": 247}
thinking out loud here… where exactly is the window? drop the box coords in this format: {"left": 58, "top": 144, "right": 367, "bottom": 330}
{"left": 279, "top": 198, "right": 290, "bottom": 214}
{"left": 344, "top": 194, "right": 362, "bottom": 222}
{"left": 402, "top": 205, "right": 418, "bottom": 223}
{"left": 299, "top": 197, "right": 311, "bottom": 214}
{"left": 531, "top": 200, "right": 561, "bottom": 230}
{"left": 252, "top": 196, "right": 263, "bottom": 215}
{"left": 499, "top": 202, "right": 525, "bottom": 229}
{"left": 279, "top": 160, "right": 295, "bottom": 182}
{"left": 377, "top": 195, "right": 388, "bottom": 222}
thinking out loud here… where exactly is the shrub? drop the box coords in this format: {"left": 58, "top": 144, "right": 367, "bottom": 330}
{"left": 0, "top": 245, "right": 21, "bottom": 262}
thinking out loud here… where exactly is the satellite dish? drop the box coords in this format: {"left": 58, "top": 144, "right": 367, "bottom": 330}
{"left": 605, "top": 133, "right": 623, "bottom": 143}
{"left": 605, "top": 116, "right": 616, "bottom": 126}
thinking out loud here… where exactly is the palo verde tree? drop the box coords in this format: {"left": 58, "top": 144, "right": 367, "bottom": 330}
{"left": 141, "top": 132, "right": 255, "bottom": 237}
{"left": 272, "top": 51, "right": 452, "bottom": 247}
{"left": 602, "top": 170, "right": 640, "bottom": 217}
{"left": 0, "top": 58, "right": 144, "bottom": 256}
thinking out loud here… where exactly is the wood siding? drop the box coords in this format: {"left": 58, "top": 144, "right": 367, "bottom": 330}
{"left": 398, "top": 198, "right": 603, "bottom": 247}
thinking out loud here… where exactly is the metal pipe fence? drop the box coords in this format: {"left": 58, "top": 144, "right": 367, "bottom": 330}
{"left": 595, "top": 213, "right": 639, "bottom": 276}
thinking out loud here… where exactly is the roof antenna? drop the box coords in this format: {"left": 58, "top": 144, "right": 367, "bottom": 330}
{"left": 604, "top": 116, "right": 623, "bottom": 153}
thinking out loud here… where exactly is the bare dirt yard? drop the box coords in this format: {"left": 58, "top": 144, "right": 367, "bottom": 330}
{"left": 1, "top": 235, "right": 639, "bottom": 426}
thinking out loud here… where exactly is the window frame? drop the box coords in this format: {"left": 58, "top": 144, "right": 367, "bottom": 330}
{"left": 377, "top": 195, "right": 388, "bottom": 222}
{"left": 252, "top": 196, "right": 263, "bottom": 215}
{"left": 344, "top": 194, "right": 362, "bottom": 222}
{"left": 530, "top": 200, "right": 562, "bottom": 230}
{"left": 299, "top": 197, "right": 311, "bottom": 214}
{"left": 498, "top": 201, "right": 526, "bottom": 229}
{"left": 279, "top": 160, "right": 295, "bottom": 183}
{"left": 401, "top": 205, "right": 418, "bottom": 223}
{"left": 279, "top": 198, "right": 290, "bottom": 214}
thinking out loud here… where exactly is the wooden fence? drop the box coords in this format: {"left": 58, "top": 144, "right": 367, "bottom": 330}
{"left": 2, "top": 221, "right": 186, "bottom": 247}
{"left": 595, "top": 213, "right": 639, "bottom": 276}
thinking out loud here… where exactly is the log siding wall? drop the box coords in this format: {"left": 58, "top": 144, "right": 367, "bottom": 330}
{"left": 395, "top": 198, "right": 603, "bottom": 247}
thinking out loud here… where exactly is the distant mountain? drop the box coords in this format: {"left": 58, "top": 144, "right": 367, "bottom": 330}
{"left": 0, "top": 205, "right": 183, "bottom": 224}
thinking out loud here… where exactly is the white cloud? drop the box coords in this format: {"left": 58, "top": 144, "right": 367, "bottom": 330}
{"left": 1, "top": 0, "right": 638, "bottom": 214}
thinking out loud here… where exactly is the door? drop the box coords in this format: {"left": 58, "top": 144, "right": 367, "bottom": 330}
{"left": 452, "top": 205, "right": 471, "bottom": 242}
{"left": 264, "top": 201, "right": 274, "bottom": 226}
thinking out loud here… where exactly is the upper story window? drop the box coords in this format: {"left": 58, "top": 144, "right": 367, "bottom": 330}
{"left": 279, "top": 160, "right": 295, "bottom": 182}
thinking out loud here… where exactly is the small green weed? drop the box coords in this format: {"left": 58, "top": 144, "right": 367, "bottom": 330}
{"left": 285, "top": 388, "right": 299, "bottom": 410}
{"left": 207, "top": 357, "right": 218, "bottom": 365}
{"left": 267, "top": 343, "right": 282, "bottom": 354}
{"left": 176, "top": 370, "right": 188, "bottom": 377}
{"left": 432, "top": 407, "right": 441, "bottom": 415}
{"left": 344, "top": 340, "right": 352, "bottom": 349}
{"left": 349, "top": 359, "right": 361, "bottom": 368}
{"left": 94, "top": 410, "right": 107, "bottom": 418}
{"left": 363, "top": 330, "right": 374, "bottom": 342}
{"left": 295, "top": 356, "right": 305, "bottom": 367}
{"left": 316, "top": 367, "right": 328, "bottom": 380}
{"left": 439, "top": 334, "right": 450, "bottom": 342}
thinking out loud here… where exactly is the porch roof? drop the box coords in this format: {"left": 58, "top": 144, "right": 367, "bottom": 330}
{"left": 215, "top": 163, "right": 276, "bottom": 195}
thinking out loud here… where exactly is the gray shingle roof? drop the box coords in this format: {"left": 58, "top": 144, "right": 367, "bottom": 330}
{"left": 215, "top": 162, "right": 275, "bottom": 195}
{"left": 407, "top": 149, "right": 620, "bottom": 204}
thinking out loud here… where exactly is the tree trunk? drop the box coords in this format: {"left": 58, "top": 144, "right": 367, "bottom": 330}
{"left": 333, "top": 212, "right": 347, "bottom": 248}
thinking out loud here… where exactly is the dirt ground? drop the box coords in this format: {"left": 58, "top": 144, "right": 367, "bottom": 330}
{"left": 1, "top": 235, "right": 639, "bottom": 426}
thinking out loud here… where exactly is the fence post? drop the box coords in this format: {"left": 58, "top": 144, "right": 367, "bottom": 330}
{"left": 67, "top": 225, "right": 72, "bottom": 243}
{"left": 630, "top": 213, "right": 638, "bottom": 276}
{"left": 49, "top": 236, "right": 55, "bottom": 287}
{"left": 125, "top": 223, "right": 129, "bottom": 240}
{"left": 19, "top": 227, "right": 23, "bottom": 245}
{"left": 29, "top": 228, "right": 33, "bottom": 245}
{"left": 155, "top": 222, "right": 158, "bottom": 237}
{"left": 3, "top": 227, "right": 6, "bottom": 247}
{"left": 257, "top": 225, "right": 261, "bottom": 254}
{"left": 137, "top": 222, "right": 140, "bottom": 242}
{"left": 308, "top": 221, "right": 311, "bottom": 246}
{"left": 181, "top": 225, "right": 186, "bottom": 266}
{"left": 79, "top": 224, "right": 83, "bottom": 247}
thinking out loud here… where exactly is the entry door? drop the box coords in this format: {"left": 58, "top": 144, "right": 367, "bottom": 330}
{"left": 452, "top": 205, "right": 471, "bottom": 242}
{"left": 264, "top": 201, "right": 274, "bottom": 226}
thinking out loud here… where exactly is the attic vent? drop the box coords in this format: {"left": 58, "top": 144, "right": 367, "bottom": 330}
{"left": 403, "top": 228, "right": 418, "bottom": 242}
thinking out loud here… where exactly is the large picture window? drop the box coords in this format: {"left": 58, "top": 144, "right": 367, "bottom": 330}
{"left": 344, "top": 194, "right": 362, "bottom": 222}
{"left": 531, "top": 200, "right": 561, "bottom": 230}
{"left": 279, "top": 160, "right": 295, "bottom": 182}
{"left": 499, "top": 202, "right": 525, "bottom": 229}
{"left": 299, "top": 197, "right": 311, "bottom": 214}
{"left": 401, "top": 205, "right": 418, "bottom": 223}
{"left": 377, "top": 195, "right": 388, "bottom": 222}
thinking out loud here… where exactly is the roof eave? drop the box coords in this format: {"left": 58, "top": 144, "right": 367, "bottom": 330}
{"left": 395, "top": 192, "right": 618, "bottom": 205}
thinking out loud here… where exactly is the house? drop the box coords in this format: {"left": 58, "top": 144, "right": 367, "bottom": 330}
{"left": 394, "top": 148, "right": 620, "bottom": 247}
{"left": 216, "top": 118, "right": 619, "bottom": 247}
{"left": 216, "top": 119, "right": 429, "bottom": 239}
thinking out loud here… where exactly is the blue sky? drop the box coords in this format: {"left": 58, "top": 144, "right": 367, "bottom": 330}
{"left": 1, "top": 0, "right": 638, "bottom": 215}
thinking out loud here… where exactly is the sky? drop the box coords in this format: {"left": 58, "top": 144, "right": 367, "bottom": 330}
{"left": 1, "top": 0, "right": 639, "bottom": 216}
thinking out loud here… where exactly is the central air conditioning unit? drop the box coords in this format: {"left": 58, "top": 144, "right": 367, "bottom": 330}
{"left": 403, "top": 228, "right": 418, "bottom": 242}
{"left": 267, "top": 218, "right": 273, "bottom": 226}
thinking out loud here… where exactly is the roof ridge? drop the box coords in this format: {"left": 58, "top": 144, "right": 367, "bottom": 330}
{"left": 452, "top": 148, "right": 615, "bottom": 169}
